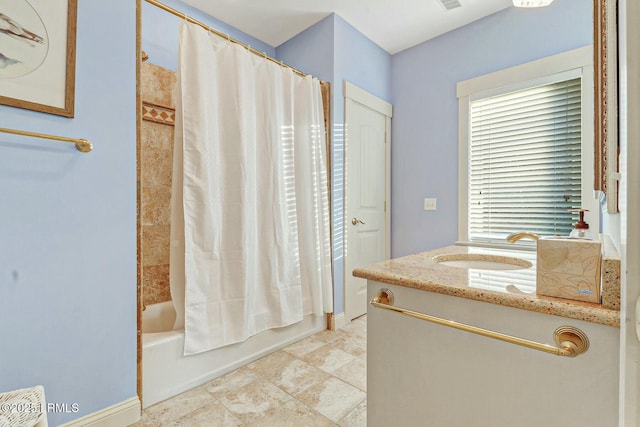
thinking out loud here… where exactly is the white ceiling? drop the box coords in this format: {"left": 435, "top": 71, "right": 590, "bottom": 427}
{"left": 180, "top": 0, "right": 514, "bottom": 54}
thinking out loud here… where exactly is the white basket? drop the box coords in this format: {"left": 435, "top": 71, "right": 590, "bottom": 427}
{"left": 0, "top": 385, "right": 48, "bottom": 427}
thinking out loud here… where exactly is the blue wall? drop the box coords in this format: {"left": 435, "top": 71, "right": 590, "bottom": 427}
{"left": 278, "top": 14, "right": 391, "bottom": 315}
{"left": 143, "top": 0, "right": 275, "bottom": 71}
{"left": 390, "top": 0, "right": 592, "bottom": 258}
{"left": 333, "top": 15, "right": 391, "bottom": 104}
{"left": 0, "top": 1, "right": 137, "bottom": 425}
{"left": 276, "top": 15, "right": 334, "bottom": 83}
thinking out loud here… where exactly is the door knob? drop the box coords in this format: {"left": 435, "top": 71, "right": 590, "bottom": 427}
{"left": 352, "top": 217, "right": 365, "bottom": 225}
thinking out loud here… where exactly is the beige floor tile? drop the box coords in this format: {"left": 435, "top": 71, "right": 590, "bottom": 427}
{"left": 246, "top": 400, "right": 335, "bottom": 427}
{"left": 128, "top": 410, "right": 156, "bottom": 427}
{"left": 145, "top": 386, "right": 215, "bottom": 425}
{"left": 215, "top": 378, "right": 293, "bottom": 424}
{"left": 164, "top": 401, "right": 243, "bottom": 427}
{"left": 296, "top": 377, "right": 366, "bottom": 423}
{"left": 312, "top": 329, "right": 351, "bottom": 344}
{"left": 204, "top": 366, "right": 259, "bottom": 399}
{"left": 331, "top": 334, "right": 367, "bottom": 358}
{"left": 302, "top": 345, "right": 357, "bottom": 374}
{"left": 340, "top": 318, "right": 367, "bottom": 338}
{"left": 282, "top": 335, "right": 330, "bottom": 358}
{"left": 247, "top": 350, "right": 297, "bottom": 375}
{"left": 140, "top": 316, "right": 368, "bottom": 427}
{"left": 333, "top": 358, "right": 366, "bottom": 391}
{"left": 338, "top": 399, "right": 367, "bottom": 427}
{"left": 262, "top": 357, "right": 332, "bottom": 396}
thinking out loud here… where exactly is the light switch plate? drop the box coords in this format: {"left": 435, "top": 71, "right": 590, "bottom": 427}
{"left": 423, "top": 198, "right": 437, "bottom": 211}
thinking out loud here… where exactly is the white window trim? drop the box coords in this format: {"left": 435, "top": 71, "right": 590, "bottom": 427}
{"left": 456, "top": 46, "right": 596, "bottom": 248}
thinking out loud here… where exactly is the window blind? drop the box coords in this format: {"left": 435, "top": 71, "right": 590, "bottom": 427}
{"left": 468, "top": 77, "right": 582, "bottom": 244}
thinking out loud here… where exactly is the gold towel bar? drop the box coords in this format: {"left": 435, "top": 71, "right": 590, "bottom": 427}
{"left": 0, "top": 127, "right": 92, "bottom": 153}
{"left": 370, "top": 288, "right": 589, "bottom": 357}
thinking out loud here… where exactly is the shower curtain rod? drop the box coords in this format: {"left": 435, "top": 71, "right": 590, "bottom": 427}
{"left": 144, "top": 0, "right": 308, "bottom": 78}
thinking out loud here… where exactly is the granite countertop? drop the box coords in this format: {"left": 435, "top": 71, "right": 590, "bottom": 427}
{"left": 353, "top": 245, "right": 620, "bottom": 327}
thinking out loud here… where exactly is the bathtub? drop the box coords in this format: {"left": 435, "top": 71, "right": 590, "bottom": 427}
{"left": 142, "top": 301, "right": 325, "bottom": 408}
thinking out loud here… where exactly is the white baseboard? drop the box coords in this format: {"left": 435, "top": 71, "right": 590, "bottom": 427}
{"left": 59, "top": 397, "right": 140, "bottom": 427}
{"left": 330, "top": 312, "right": 348, "bottom": 331}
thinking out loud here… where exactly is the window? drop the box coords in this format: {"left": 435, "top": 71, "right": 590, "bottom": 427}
{"left": 457, "top": 47, "right": 597, "bottom": 247}
{"left": 469, "top": 76, "right": 582, "bottom": 241}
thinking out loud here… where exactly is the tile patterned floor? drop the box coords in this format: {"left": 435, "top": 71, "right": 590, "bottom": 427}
{"left": 132, "top": 315, "right": 367, "bottom": 426}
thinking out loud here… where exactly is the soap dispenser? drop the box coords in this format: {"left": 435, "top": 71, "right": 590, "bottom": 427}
{"left": 568, "top": 208, "right": 593, "bottom": 239}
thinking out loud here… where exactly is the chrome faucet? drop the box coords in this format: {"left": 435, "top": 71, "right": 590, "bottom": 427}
{"left": 505, "top": 231, "right": 540, "bottom": 243}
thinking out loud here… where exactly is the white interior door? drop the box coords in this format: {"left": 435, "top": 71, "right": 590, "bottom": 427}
{"left": 344, "top": 81, "right": 392, "bottom": 322}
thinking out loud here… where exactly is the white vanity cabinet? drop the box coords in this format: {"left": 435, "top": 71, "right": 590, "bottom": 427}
{"left": 367, "top": 282, "right": 620, "bottom": 427}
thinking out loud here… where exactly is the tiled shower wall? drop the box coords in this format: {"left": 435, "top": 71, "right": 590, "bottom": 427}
{"left": 141, "top": 62, "right": 176, "bottom": 306}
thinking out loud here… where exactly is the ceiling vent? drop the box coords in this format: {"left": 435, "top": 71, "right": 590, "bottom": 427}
{"left": 439, "top": 0, "right": 462, "bottom": 10}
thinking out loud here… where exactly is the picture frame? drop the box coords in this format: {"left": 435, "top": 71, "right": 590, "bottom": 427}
{"left": 593, "top": 0, "right": 619, "bottom": 214}
{"left": 0, "top": 0, "right": 77, "bottom": 117}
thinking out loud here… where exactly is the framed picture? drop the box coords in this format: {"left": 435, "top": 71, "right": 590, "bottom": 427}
{"left": 0, "top": 0, "right": 77, "bottom": 117}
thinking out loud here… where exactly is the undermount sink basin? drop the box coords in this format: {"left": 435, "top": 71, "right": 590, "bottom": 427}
{"left": 432, "top": 253, "right": 533, "bottom": 271}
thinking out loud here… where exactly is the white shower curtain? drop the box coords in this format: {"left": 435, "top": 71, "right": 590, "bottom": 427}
{"left": 170, "top": 21, "right": 333, "bottom": 355}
